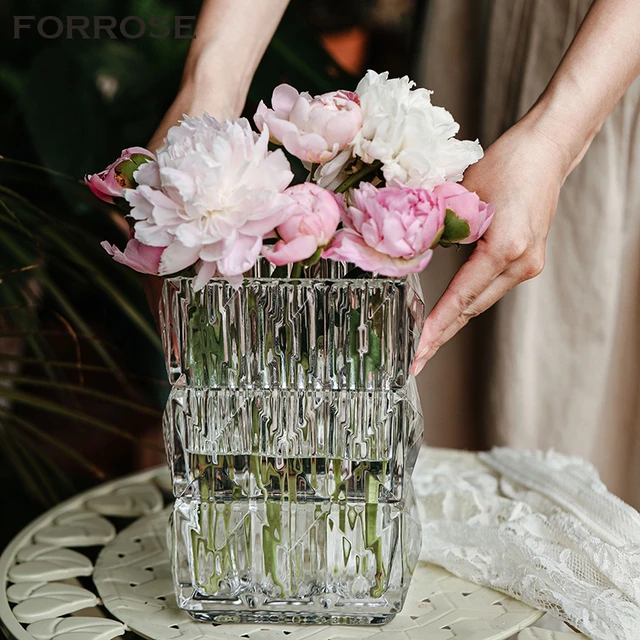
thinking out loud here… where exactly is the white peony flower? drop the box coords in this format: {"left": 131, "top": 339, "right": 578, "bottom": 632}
{"left": 352, "top": 70, "right": 484, "bottom": 189}
{"left": 125, "top": 115, "right": 293, "bottom": 289}
{"left": 310, "top": 148, "right": 353, "bottom": 190}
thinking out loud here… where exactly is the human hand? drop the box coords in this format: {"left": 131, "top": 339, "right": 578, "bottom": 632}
{"left": 411, "top": 120, "right": 571, "bottom": 375}
{"left": 146, "top": 0, "right": 291, "bottom": 151}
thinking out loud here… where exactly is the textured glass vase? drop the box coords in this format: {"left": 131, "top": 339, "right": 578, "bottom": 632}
{"left": 161, "top": 259, "right": 425, "bottom": 625}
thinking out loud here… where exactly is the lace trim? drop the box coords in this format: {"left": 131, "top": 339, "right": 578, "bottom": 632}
{"left": 414, "top": 447, "right": 640, "bottom": 640}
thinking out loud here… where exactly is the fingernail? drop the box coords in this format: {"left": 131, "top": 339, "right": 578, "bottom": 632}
{"left": 411, "top": 358, "right": 426, "bottom": 376}
{"left": 415, "top": 343, "right": 432, "bottom": 361}
{"left": 410, "top": 343, "right": 432, "bottom": 376}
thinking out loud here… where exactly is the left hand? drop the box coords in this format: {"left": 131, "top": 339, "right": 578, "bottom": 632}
{"left": 411, "top": 119, "right": 570, "bottom": 375}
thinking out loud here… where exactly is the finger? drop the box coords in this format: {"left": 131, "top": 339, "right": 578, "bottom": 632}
{"left": 413, "top": 247, "right": 503, "bottom": 361}
{"left": 411, "top": 272, "right": 517, "bottom": 375}
{"left": 412, "top": 252, "right": 545, "bottom": 373}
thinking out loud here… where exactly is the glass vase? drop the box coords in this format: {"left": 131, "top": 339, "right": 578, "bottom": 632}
{"left": 161, "top": 259, "right": 425, "bottom": 625}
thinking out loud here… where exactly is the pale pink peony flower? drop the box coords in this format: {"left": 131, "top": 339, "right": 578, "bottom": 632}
{"left": 433, "top": 182, "right": 494, "bottom": 244}
{"left": 262, "top": 183, "right": 342, "bottom": 266}
{"left": 85, "top": 147, "right": 155, "bottom": 203}
{"left": 323, "top": 183, "right": 445, "bottom": 277}
{"left": 101, "top": 237, "right": 164, "bottom": 275}
{"left": 254, "top": 85, "right": 362, "bottom": 164}
{"left": 124, "top": 115, "right": 294, "bottom": 287}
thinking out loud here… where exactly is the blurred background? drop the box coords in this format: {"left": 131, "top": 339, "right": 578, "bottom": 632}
{"left": 0, "top": 0, "right": 422, "bottom": 547}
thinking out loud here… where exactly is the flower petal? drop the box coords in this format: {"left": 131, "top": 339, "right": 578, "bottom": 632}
{"left": 271, "top": 84, "right": 301, "bottom": 114}
{"left": 101, "top": 239, "right": 164, "bottom": 275}
{"left": 217, "top": 235, "right": 262, "bottom": 276}
{"left": 158, "top": 241, "right": 201, "bottom": 275}
{"left": 324, "top": 229, "right": 433, "bottom": 277}
{"left": 193, "top": 261, "right": 218, "bottom": 291}
{"left": 262, "top": 235, "right": 319, "bottom": 266}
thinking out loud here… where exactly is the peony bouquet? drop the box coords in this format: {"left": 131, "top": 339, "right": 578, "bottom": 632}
{"left": 87, "top": 71, "right": 495, "bottom": 620}
{"left": 87, "top": 71, "right": 494, "bottom": 289}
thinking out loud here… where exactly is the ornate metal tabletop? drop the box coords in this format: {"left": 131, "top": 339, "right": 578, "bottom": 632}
{"left": 1, "top": 451, "right": 584, "bottom": 640}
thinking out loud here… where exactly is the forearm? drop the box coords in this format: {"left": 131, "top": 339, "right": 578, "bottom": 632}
{"left": 149, "top": 0, "right": 290, "bottom": 149}
{"left": 415, "top": 0, "right": 640, "bottom": 367}
{"left": 522, "top": 0, "right": 640, "bottom": 177}
{"left": 183, "top": 0, "right": 290, "bottom": 112}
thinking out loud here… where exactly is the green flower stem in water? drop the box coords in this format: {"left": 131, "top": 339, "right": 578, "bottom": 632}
{"left": 183, "top": 275, "right": 391, "bottom": 600}
{"left": 189, "top": 457, "right": 388, "bottom": 600}
{"left": 365, "top": 502, "right": 384, "bottom": 598}
{"left": 192, "top": 501, "right": 237, "bottom": 594}
{"left": 364, "top": 471, "right": 384, "bottom": 598}
{"left": 263, "top": 500, "right": 286, "bottom": 595}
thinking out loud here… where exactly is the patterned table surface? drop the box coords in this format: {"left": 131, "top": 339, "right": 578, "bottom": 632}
{"left": 0, "top": 451, "right": 586, "bottom": 640}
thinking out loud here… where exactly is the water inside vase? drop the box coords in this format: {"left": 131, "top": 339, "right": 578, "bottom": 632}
{"left": 170, "top": 488, "right": 421, "bottom": 624}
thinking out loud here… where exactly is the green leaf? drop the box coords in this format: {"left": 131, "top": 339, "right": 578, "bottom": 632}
{"left": 1, "top": 426, "right": 51, "bottom": 505}
{"left": 0, "top": 233, "right": 138, "bottom": 384}
{"left": 0, "top": 156, "right": 80, "bottom": 184}
{"left": 440, "top": 208, "right": 471, "bottom": 246}
{"left": 42, "top": 229, "right": 162, "bottom": 351}
{"left": 429, "top": 225, "right": 445, "bottom": 249}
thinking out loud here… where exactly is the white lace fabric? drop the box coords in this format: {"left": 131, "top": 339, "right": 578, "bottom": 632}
{"left": 413, "top": 448, "right": 640, "bottom": 640}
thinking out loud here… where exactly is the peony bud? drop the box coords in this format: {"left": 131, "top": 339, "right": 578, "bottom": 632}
{"left": 262, "top": 183, "right": 342, "bottom": 266}
{"left": 85, "top": 147, "right": 155, "bottom": 204}
{"left": 433, "top": 182, "right": 494, "bottom": 245}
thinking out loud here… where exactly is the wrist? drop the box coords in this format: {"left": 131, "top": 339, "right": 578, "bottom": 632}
{"left": 181, "top": 43, "right": 251, "bottom": 119}
{"left": 521, "top": 83, "right": 602, "bottom": 179}
{"left": 177, "top": 77, "right": 240, "bottom": 121}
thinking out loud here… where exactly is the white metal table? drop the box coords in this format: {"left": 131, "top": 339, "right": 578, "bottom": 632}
{"left": 0, "top": 451, "right": 585, "bottom": 640}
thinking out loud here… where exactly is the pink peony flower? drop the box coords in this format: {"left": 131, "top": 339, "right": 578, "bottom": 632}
{"left": 262, "top": 183, "right": 342, "bottom": 266}
{"left": 125, "top": 115, "right": 293, "bottom": 288}
{"left": 254, "top": 85, "right": 362, "bottom": 164}
{"left": 433, "top": 182, "right": 494, "bottom": 244}
{"left": 85, "top": 147, "right": 155, "bottom": 203}
{"left": 101, "top": 237, "right": 164, "bottom": 275}
{"left": 323, "top": 183, "right": 445, "bottom": 277}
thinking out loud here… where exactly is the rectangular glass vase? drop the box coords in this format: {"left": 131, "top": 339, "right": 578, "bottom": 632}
{"left": 161, "top": 260, "right": 425, "bottom": 624}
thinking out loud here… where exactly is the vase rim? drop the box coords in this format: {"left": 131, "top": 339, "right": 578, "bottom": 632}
{"left": 163, "top": 257, "right": 415, "bottom": 284}
{"left": 163, "top": 274, "right": 408, "bottom": 283}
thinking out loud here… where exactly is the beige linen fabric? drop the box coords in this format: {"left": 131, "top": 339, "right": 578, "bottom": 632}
{"left": 415, "top": 0, "right": 640, "bottom": 505}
